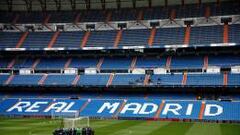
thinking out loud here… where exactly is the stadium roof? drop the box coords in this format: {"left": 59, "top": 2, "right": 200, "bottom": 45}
{"left": 0, "top": 0, "right": 233, "bottom": 11}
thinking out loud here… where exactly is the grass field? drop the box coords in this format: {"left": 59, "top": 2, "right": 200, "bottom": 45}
{"left": 0, "top": 118, "right": 240, "bottom": 135}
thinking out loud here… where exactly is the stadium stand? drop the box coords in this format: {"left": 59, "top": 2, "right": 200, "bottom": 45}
{"left": 54, "top": 31, "right": 85, "bottom": 48}
{"left": 0, "top": 73, "right": 239, "bottom": 87}
{"left": 1, "top": 54, "right": 239, "bottom": 70}
{"left": 0, "top": 24, "right": 239, "bottom": 50}
{"left": 0, "top": 0, "right": 240, "bottom": 124}
{"left": 0, "top": 1, "right": 239, "bottom": 23}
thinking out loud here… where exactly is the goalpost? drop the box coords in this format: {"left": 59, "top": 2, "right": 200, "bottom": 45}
{"left": 51, "top": 110, "right": 80, "bottom": 119}
{"left": 63, "top": 117, "right": 90, "bottom": 129}
{"left": 50, "top": 110, "right": 90, "bottom": 129}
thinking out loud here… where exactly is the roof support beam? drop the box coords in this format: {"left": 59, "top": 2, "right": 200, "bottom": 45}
{"left": 100, "top": 0, "right": 106, "bottom": 10}
{"left": 85, "top": 0, "right": 90, "bottom": 10}
{"left": 24, "top": 0, "right": 32, "bottom": 12}
{"left": 116, "top": 0, "right": 121, "bottom": 9}
{"left": 6, "top": 0, "right": 13, "bottom": 12}
{"left": 148, "top": 0, "right": 152, "bottom": 8}
{"left": 181, "top": 0, "right": 184, "bottom": 6}
{"left": 132, "top": 0, "right": 136, "bottom": 9}
{"left": 38, "top": 0, "right": 47, "bottom": 12}
{"left": 69, "top": 0, "right": 76, "bottom": 10}
{"left": 54, "top": 0, "right": 61, "bottom": 11}
{"left": 165, "top": 0, "right": 168, "bottom": 7}
{"left": 198, "top": 0, "right": 202, "bottom": 7}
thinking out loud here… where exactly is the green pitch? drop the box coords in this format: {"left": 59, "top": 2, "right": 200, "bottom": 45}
{"left": 0, "top": 117, "right": 240, "bottom": 135}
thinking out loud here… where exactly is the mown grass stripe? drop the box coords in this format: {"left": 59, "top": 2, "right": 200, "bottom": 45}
{"left": 110, "top": 120, "right": 170, "bottom": 135}
{"left": 95, "top": 120, "right": 145, "bottom": 135}
{"left": 220, "top": 123, "right": 240, "bottom": 135}
{"left": 147, "top": 121, "right": 194, "bottom": 135}
{"left": 185, "top": 122, "right": 222, "bottom": 135}
{"left": 0, "top": 118, "right": 240, "bottom": 135}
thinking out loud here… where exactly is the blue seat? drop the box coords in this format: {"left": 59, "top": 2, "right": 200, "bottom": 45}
{"left": 190, "top": 25, "right": 223, "bottom": 45}
{"left": 229, "top": 24, "right": 240, "bottom": 44}
{"left": 0, "top": 75, "right": 9, "bottom": 85}
{"left": 111, "top": 74, "right": 145, "bottom": 86}
{"left": 111, "top": 9, "right": 137, "bottom": 21}
{"left": 0, "top": 58, "right": 12, "bottom": 68}
{"left": 151, "top": 74, "right": 183, "bottom": 86}
{"left": 118, "top": 29, "right": 150, "bottom": 47}
{"left": 44, "top": 75, "right": 76, "bottom": 86}
{"left": 17, "top": 11, "right": 46, "bottom": 23}
{"left": 208, "top": 55, "right": 240, "bottom": 68}
{"left": 13, "top": 58, "right": 35, "bottom": 68}
{"left": 54, "top": 31, "right": 84, "bottom": 48}
{"left": 22, "top": 32, "right": 53, "bottom": 48}
{"left": 81, "top": 10, "right": 106, "bottom": 22}
{"left": 144, "top": 7, "right": 169, "bottom": 20}
{"left": 0, "top": 12, "right": 15, "bottom": 23}
{"left": 49, "top": 11, "right": 75, "bottom": 23}
{"left": 69, "top": 58, "right": 98, "bottom": 69}
{"left": 86, "top": 31, "right": 117, "bottom": 47}
{"left": 101, "top": 57, "right": 131, "bottom": 69}
{"left": 228, "top": 74, "right": 240, "bottom": 86}
{"left": 171, "top": 56, "right": 203, "bottom": 69}
{"left": 135, "top": 57, "right": 166, "bottom": 68}
{"left": 9, "top": 75, "right": 42, "bottom": 86}
{"left": 187, "top": 74, "right": 223, "bottom": 86}
{"left": 78, "top": 74, "right": 109, "bottom": 86}
{"left": 153, "top": 27, "right": 185, "bottom": 46}
{"left": 36, "top": 58, "right": 67, "bottom": 69}
{"left": 0, "top": 32, "right": 22, "bottom": 48}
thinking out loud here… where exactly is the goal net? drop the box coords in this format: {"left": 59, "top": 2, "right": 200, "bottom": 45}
{"left": 51, "top": 110, "right": 79, "bottom": 119}
{"left": 63, "top": 117, "right": 90, "bottom": 129}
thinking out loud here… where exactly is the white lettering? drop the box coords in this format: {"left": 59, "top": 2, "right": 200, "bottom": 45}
{"left": 162, "top": 103, "right": 182, "bottom": 115}
{"left": 97, "top": 102, "right": 120, "bottom": 114}
{"left": 204, "top": 104, "right": 223, "bottom": 116}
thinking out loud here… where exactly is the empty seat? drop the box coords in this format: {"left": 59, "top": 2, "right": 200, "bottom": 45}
{"left": 153, "top": 27, "right": 185, "bottom": 46}
{"left": 81, "top": 10, "right": 106, "bottom": 22}
{"left": 187, "top": 74, "right": 223, "bottom": 86}
{"left": 17, "top": 12, "right": 46, "bottom": 23}
{"left": 44, "top": 75, "right": 76, "bottom": 86}
{"left": 228, "top": 74, "right": 240, "bottom": 86}
{"left": 190, "top": 25, "right": 223, "bottom": 45}
{"left": 13, "top": 58, "right": 35, "bottom": 68}
{"left": 229, "top": 24, "right": 240, "bottom": 44}
{"left": 143, "top": 8, "right": 169, "bottom": 20}
{"left": 54, "top": 31, "right": 84, "bottom": 48}
{"left": 36, "top": 58, "right": 67, "bottom": 69}
{"left": 0, "top": 58, "right": 12, "bottom": 68}
{"left": 0, "top": 75, "right": 9, "bottom": 85}
{"left": 0, "top": 12, "right": 15, "bottom": 23}
{"left": 175, "top": 4, "right": 203, "bottom": 18}
{"left": 9, "top": 75, "right": 42, "bottom": 86}
{"left": 78, "top": 74, "right": 109, "bottom": 86}
{"left": 0, "top": 32, "right": 22, "bottom": 48}
{"left": 86, "top": 31, "right": 117, "bottom": 47}
{"left": 112, "top": 74, "right": 145, "bottom": 86}
{"left": 22, "top": 32, "right": 53, "bottom": 48}
{"left": 135, "top": 57, "right": 166, "bottom": 68}
{"left": 171, "top": 56, "right": 203, "bottom": 69}
{"left": 101, "top": 57, "right": 131, "bottom": 69}
{"left": 118, "top": 29, "right": 150, "bottom": 47}
{"left": 151, "top": 74, "right": 183, "bottom": 86}
{"left": 208, "top": 55, "right": 240, "bottom": 67}
{"left": 49, "top": 11, "right": 76, "bottom": 23}
{"left": 111, "top": 9, "right": 137, "bottom": 21}
{"left": 69, "top": 58, "right": 98, "bottom": 69}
